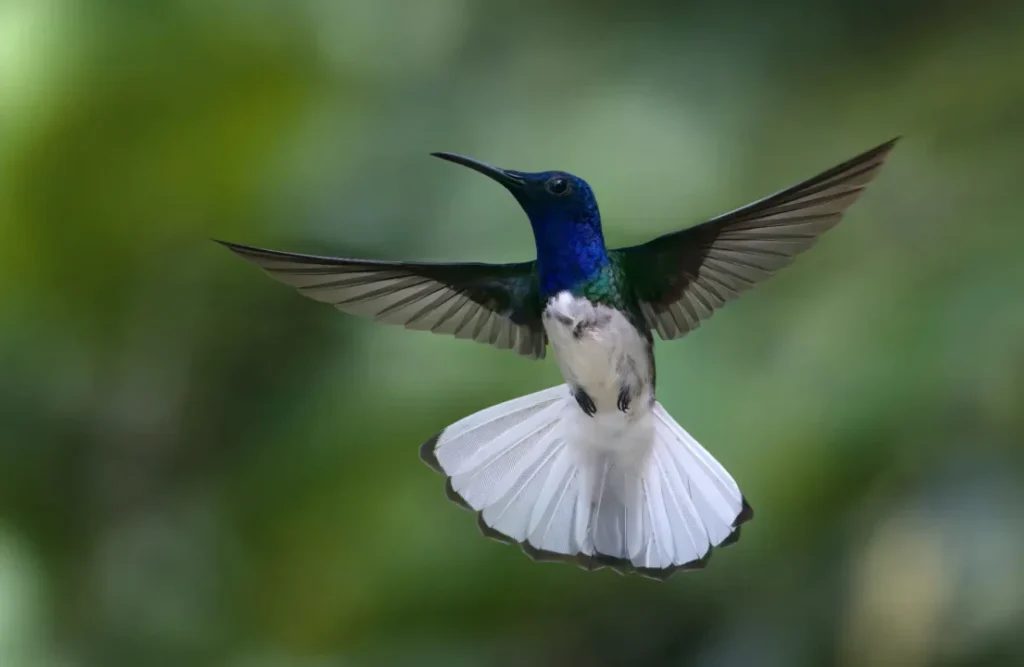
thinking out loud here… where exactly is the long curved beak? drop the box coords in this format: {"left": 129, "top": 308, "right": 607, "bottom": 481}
{"left": 431, "top": 152, "right": 526, "bottom": 190}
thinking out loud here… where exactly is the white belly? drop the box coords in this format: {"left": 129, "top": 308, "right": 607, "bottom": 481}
{"left": 543, "top": 292, "right": 654, "bottom": 418}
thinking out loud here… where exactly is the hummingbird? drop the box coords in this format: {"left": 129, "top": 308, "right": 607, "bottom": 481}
{"left": 218, "top": 138, "right": 897, "bottom": 579}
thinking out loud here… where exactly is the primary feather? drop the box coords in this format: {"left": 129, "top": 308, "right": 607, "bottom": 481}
{"left": 220, "top": 139, "right": 896, "bottom": 349}
{"left": 215, "top": 242, "right": 547, "bottom": 358}
{"left": 617, "top": 138, "right": 898, "bottom": 338}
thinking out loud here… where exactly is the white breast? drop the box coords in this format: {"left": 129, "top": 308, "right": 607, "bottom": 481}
{"left": 543, "top": 292, "right": 653, "bottom": 418}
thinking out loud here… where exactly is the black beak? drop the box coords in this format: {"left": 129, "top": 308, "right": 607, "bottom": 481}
{"left": 431, "top": 152, "right": 526, "bottom": 190}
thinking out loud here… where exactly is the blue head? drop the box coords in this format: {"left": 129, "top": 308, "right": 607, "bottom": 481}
{"left": 433, "top": 152, "right": 608, "bottom": 297}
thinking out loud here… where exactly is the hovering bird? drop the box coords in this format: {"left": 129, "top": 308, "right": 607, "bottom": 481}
{"left": 218, "top": 138, "right": 897, "bottom": 579}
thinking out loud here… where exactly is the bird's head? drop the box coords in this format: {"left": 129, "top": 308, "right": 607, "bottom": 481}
{"left": 432, "top": 152, "right": 601, "bottom": 236}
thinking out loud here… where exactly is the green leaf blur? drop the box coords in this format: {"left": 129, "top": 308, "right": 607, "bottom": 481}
{"left": 0, "top": 1, "right": 1022, "bottom": 666}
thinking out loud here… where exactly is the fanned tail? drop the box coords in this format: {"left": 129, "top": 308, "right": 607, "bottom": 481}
{"left": 420, "top": 385, "right": 752, "bottom": 579}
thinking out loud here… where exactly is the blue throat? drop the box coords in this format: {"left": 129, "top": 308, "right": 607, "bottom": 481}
{"left": 530, "top": 212, "right": 609, "bottom": 299}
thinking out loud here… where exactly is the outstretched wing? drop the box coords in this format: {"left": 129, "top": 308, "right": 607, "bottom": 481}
{"left": 615, "top": 138, "right": 898, "bottom": 340}
{"left": 218, "top": 241, "right": 547, "bottom": 359}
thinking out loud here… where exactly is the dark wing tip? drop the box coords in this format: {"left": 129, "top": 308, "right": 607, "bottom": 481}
{"left": 211, "top": 238, "right": 260, "bottom": 252}
{"left": 213, "top": 239, "right": 360, "bottom": 268}
{"left": 210, "top": 238, "right": 280, "bottom": 264}
{"left": 211, "top": 238, "right": 245, "bottom": 253}
{"left": 866, "top": 136, "right": 901, "bottom": 162}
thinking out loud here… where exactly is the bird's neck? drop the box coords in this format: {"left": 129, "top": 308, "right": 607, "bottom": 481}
{"left": 531, "top": 214, "right": 610, "bottom": 299}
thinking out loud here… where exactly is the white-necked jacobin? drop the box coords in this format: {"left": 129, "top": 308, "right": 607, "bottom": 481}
{"left": 219, "top": 138, "right": 897, "bottom": 579}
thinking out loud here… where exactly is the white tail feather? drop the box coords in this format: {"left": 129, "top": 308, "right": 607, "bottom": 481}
{"left": 421, "top": 385, "right": 752, "bottom": 578}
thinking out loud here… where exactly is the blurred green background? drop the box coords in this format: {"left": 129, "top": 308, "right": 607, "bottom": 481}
{"left": 1, "top": 1, "right": 1023, "bottom": 665}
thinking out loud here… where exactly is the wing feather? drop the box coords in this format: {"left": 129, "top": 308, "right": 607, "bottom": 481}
{"left": 218, "top": 241, "right": 547, "bottom": 358}
{"left": 616, "top": 138, "right": 898, "bottom": 339}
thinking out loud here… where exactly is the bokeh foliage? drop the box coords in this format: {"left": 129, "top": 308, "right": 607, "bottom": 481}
{"left": 0, "top": 1, "right": 1022, "bottom": 666}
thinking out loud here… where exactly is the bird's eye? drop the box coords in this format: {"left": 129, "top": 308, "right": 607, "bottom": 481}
{"left": 546, "top": 177, "right": 570, "bottom": 196}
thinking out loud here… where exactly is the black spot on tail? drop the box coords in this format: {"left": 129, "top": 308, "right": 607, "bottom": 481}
{"left": 477, "top": 513, "right": 516, "bottom": 544}
{"left": 418, "top": 432, "right": 443, "bottom": 473}
{"left": 720, "top": 497, "right": 755, "bottom": 548}
{"left": 734, "top": 497, "right": 755, "bottom": 527}
{"left": 444, "top": 478, "right": 472, "bottom": 511}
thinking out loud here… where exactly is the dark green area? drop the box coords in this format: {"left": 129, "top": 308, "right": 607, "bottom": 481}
{"left": 0, "top": 1, "right": 1022, "bottom": 666}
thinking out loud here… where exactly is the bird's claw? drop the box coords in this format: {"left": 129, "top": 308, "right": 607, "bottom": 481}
{"left": 616, "top": 387, "right": 632, "bottom": 413}
{"left": 574, "top": 388, "right": 597, "bottom": 417}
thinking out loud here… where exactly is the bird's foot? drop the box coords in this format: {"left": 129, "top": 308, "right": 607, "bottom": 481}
{"left": 573, "top": 388, "right": 597, "bottom": 417}
{"left": 616, "top": 386, "right": 632, "bottom": 413}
